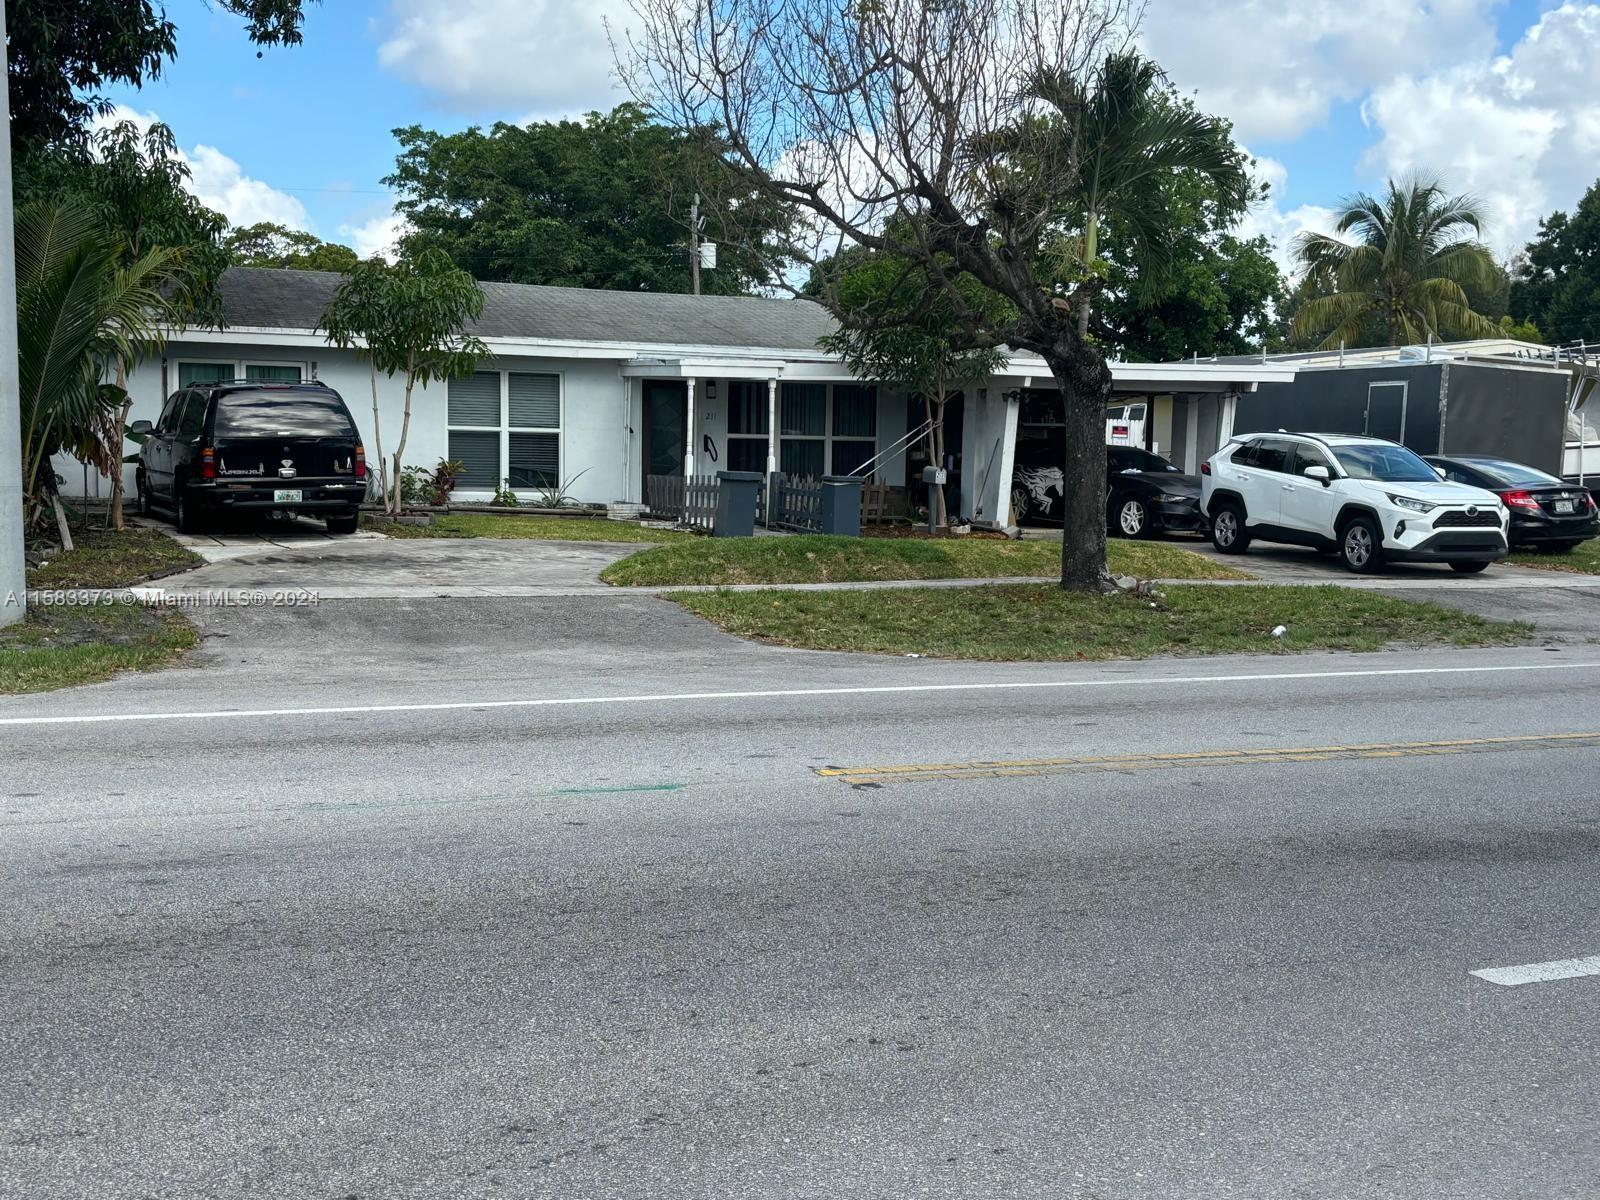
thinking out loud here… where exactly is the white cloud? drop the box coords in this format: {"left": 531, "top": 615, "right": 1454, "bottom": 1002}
{"left": 376, "top": 0, "right": 628, "bottom": 117}
{"left": 340, "top": 211, "right": 409, "bottom": 260}
{"left": 1144, "top": 0, "right": 1499, "bottom": 142}
{"left": 96, "top": 105, "right": 311, "bottom": 230}
{"left": 1235, "top": 152, "right": 1340, "bottom": 277}
{"left": 1359, "top": 3, "right": 1600, "bottom": 255}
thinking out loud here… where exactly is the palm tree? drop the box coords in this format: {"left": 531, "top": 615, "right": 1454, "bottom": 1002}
{"left": 1292, "top": 177, "right": 1499, "bottom": 348}
{"left": 16, "top": 199, "right": 179, "bottom": 549}
{"left": 1020, "top": 53, "right": 1253, "bottom": 335}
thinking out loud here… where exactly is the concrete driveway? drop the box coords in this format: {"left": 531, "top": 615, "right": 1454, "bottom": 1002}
{"left": 141, "top": 514, "right": 640, "bottom": 597}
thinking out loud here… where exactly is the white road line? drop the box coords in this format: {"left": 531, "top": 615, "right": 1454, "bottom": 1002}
{"left": 1471, "top": 955, "right": 1600, "bottom": 987}
{"left": 0, "top": 660, "right": 1595, "bottom": 730}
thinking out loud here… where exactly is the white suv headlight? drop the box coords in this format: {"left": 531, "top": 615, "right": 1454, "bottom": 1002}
{"left": 1387, "top": 494, "right": 1437, "bottom": 514}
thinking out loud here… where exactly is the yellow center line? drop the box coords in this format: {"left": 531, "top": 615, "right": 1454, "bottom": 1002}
{"left": 817, "top": 731, "right": 1600, "bottom": 784}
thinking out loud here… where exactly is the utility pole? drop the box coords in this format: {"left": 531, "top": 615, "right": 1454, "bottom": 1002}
{"left": 0, "top": 4, "right": 27, "bottom": 628}
{"left": 689, "top": 193, "right": 701, "bottom": 296}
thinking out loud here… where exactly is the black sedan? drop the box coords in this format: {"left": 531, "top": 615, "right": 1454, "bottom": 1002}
{"left": 1010, "top": 441, "right": 1203, "bottom": 538}
{"left": 1425, "top": 454, "right": 1599, "bottom": 551}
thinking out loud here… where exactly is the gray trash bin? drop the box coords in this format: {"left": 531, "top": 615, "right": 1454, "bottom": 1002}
{"left": 713, "top": 470, "right": 763, "bottom": 537}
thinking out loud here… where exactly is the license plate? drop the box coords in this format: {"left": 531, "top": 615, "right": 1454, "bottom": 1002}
{"left": 1555, "top": 499, "right": 1575, "bottom": 514}
{"left": 274, "top": 489, "right": 302, "bottom": 503}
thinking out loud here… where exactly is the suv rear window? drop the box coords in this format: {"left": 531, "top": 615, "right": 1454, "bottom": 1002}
{"left": 214, "top": 391, "right": 356, "bottom": 438}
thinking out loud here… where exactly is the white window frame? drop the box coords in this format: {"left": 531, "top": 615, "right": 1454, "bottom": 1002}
{"left": 446, "top": 369, "right": 565, "bottom": 495}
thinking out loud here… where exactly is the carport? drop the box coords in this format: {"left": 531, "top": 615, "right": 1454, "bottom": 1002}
{"left": 963, "top": 358, "right": 1298, "bottom": 528}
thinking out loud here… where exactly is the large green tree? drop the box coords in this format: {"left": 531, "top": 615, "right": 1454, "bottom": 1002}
{"left": 1088, "top": 129, "right": 1281, "bottom": 360}
{"left": 1509, "top": 181, "right": 1600, "bottom": 344}
{"left": 1292, "top": 177, "right": 1500, "bottom": 348}
{"left": 6, "top": 0, "right": 315, "bottom": 153}
{"left": 384, "top": 104, "right": 792, "bottom": 295}
{"left": 224, "top": 222, "right": 359, "bottom": 272}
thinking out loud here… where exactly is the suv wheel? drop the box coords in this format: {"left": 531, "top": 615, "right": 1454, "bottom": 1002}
{"left": 1210, "top": 502, "right": 1250, "bottom": 554}
{"left": 174, "top": 482, "right": 203, "bottom": 534}
{"left": 1338, "top": 514, "right": 1383, "bottom": 574}
{"left": 325, "top": 510, "right": 360, "bottom": 535}
{"left": 136, "top": 471, "right": 152, "bottom": 517}
{"left": 1115, "top": 497, "right": 1151, "bottom": 539}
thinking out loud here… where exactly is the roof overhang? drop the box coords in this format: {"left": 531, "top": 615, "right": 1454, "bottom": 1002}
{"left": 995, "top": 357, "right": 1298, "bottom": 394}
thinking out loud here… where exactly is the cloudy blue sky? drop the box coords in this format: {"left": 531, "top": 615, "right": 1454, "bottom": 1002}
{"left": 104, "top": 0, "right": 1589, "bottom": 271}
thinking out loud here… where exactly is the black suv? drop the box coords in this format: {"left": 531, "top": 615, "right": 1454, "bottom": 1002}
{"left": 132, "top": 381, "right": 366, "bottom": 533}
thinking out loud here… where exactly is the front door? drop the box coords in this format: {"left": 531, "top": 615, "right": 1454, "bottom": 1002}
{"left": 642, "top": 380, "right": 687, "bottom": 492}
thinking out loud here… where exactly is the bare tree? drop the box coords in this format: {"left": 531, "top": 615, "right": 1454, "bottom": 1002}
{"left": 618, "top": 0, "right": 1137, "bottom": 589}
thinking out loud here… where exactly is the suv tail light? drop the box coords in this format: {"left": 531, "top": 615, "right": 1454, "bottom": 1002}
{"left": 354, "top": 443, "right": 367, "bottom": 480}
{"left": 1587, "top": 492, "right": 1597, "bottom": 511}
{"left": 199, "top": 445, "right": 216, "bottom": 480}
{"left": 1200, "top": 460, "right": 1211, "bottom": 476}
{"left": 1499, "top": 489, "right": 1541, "bottom": 512}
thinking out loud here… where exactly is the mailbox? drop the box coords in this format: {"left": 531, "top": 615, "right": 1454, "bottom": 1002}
{"left": 921, "top": 465, "right": 948, "bottom": 485}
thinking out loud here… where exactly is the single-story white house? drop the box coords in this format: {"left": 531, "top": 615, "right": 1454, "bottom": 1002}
{"left": 70, "top": 268, "right": 1296, "bottom": 526}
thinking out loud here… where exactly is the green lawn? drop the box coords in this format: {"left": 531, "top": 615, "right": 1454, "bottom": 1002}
{"left": 602, "top": 534, "right": 1247, "bottom": 586}
{"left": 369, "top": 512, "right": 691, "bottom": 544}
{"left": 27, "top": 526, "right": 200, "bottom": 589}
{"left": 1507, "top": 538, "right": 1600, "bottom": 574}
{"left": 669, "top": 583, "right": 1529, "bottom": 661}
{"left": 0, "top": 605, "right": 198, "bottom": 694}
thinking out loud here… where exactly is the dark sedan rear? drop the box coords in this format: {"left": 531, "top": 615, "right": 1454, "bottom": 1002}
{"left": 1426, "top": 454, "right": 1598, "bottom": 551}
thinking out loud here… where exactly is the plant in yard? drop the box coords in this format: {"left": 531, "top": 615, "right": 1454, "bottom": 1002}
{"left": 529, "top": 468, "right": 590, "bottom": 509}
{"left": 1292, "top": 177, "right": 1500, "bottom": 348}
{"left": 319, "top": 249, "right": 487, "bottom": 514}
{"left": 15, "top": 199, "right": 180, "bottom": 551}
{"left": 490, "top": 479, "right": 522, "bottom": 507}
{"left": 427, "top": 459, "right": 466, "bottom": 507}
{"left": 398, "top": 464, "right": 434, "bottom": 507}
{"left": 20, "top": 119, "right": 230, "bottom": 531}
{"left": 621, "top": 0, "right": 1221, "bottom": 590}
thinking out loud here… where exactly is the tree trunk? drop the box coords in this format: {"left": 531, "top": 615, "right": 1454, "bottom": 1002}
{"left": 922, "top": 391, "right": 949, "bottom": 531}
{"left": 1044, "top": 344, "right": 1115, "bottom": 592}
{"left": 368, "top": 359, "right": 387, "bottom": 510}
{"left": 109, "top": 365, "right": 130, "bottom": 532}
{"left": 390, "top": 357, "right": 415, "bottom": 516}
{"left": 50, "top": 487, "right": 74, "bottom": 555}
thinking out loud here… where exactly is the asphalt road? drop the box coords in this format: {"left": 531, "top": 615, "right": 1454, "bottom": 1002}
{"left": 3, "top": 598, "right": 1599, "bottom": 1198}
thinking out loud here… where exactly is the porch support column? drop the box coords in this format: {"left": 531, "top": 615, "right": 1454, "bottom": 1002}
{"left": 684, "top": 376, "right": 697, "bottom": 480}
{"left": 765, "top": 377, "right": 779, "bottom": 527}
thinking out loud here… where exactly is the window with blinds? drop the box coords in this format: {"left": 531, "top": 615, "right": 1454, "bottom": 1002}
{"left": 447, "top": 372, "right": 501, "bottom": 426}
{"left": 446, "top": 370, "right": 562, "bottom": 493}
{"left": 178, "top": 362, "right": 233, "bottom": 386}
{"left": 245, "top": 363, "right": 303, "bottom": 383}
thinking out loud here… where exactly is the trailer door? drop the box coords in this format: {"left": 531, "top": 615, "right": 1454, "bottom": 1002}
{"left": 1365, "top": 381, "right": 1407, "bottom": 441}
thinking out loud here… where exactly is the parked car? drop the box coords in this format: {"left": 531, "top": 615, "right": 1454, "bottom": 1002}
{"left": 1424, "top": 453, "right": 1599, "bottom": 552}
{"left": 1010, "top": 439, "right": 1203, "bottom": 538}
{"left": 132, "top": 380, "right": 366, "bottom": 534}
{"left": 1200, "top": 433, "right": 1509, "bottom": 574}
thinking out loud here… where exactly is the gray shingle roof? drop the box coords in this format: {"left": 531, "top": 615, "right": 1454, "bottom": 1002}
{"left": 219, "top": 267, "right": 839, "bottom": 353}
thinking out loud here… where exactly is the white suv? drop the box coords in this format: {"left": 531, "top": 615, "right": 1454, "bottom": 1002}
{"left": 1200, "top": 433, "right": 1509, "bottom": 574}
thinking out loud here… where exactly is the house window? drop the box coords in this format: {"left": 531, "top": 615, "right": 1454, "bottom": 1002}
{"left": 780, "top": 382, "right": 826, "bottom": 479}
{"left": 831, "top": 384, "right": 877, "bottom": 477}
{"left": 727, "top": 381, "right": 770, "bottom": 474}
{"left": 177, "top": 361, "right": 233, "bottom": 387}
{"left": 245, "top": 363, "right": 303, "bottom": 383}
{"left": 447, "top": 369, "right": 562, "bottom": 492}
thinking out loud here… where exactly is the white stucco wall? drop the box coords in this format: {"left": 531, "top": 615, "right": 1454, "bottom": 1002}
{"left": 62, "top": 342, "right": 640, "bottom": 507}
